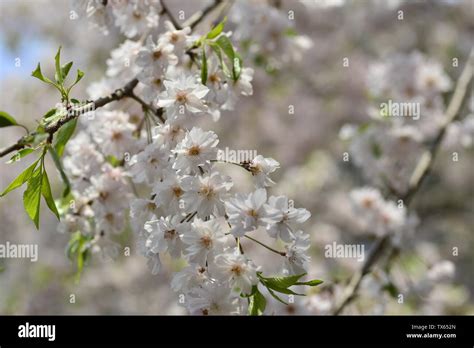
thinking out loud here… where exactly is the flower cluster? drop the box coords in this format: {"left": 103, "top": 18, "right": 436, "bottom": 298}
{"left": 341, "top": 52, "right": 453, "bottom": 193}
{"left": 73, "top": 0, "right": 161, "bottom": 38}
{"left": 58, "top": 0, "right": 317, "bottom": 315}
{"left": 349, "top": 187, "right": 406, "bottom": 237}
{"left": 230, "top": 0, "right": 313, "bottom": 66}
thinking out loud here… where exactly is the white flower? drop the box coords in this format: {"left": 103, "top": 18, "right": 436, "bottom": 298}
{"left": 247, "top": 155, "right": 280, "bottom": 188}
{"left": 96, "top": 210, "right": 126, "bottom": 235}
{"left": 416, "top": 60, "right": 452, "bottom": 95}
{"left": 136, "top": 67, "right": 164, "bottom": 103}
{"left": 225, "top": 188, "right": 276, "bottom": 237}
{"left": 129, "top": 198, "right": 158, "bottom": 232}
{"left": 209, "top": 249, "right": 259, "bottom": 294}
{"left": 63, "top": 133, "right": 104, "bottom": 192}
{"left": 144, "top": 215, "right": 188, "bottom": 258}
{"left": 92, "top": 111, "right": 136, "bottom": 158}
{"left": 157, "top": 73, "right": 209, "bottom": 119}
{"left": 350, "top": 187, "right": 384, "bottom": 211}
{"left": 350, "top": 187, "right": 406, "bottom": 236}
{"left": 426, "top": 260, "right": 455, "bottom": 283}
{"left": 159, "top": 21, "right": 192, "bottom": 55}
{"left": 222, "top": 67, "right": 254, "bottom": 110}
{"left": 112, "top": 0, "right": 160, "bottom": 38}
{"left": 172, "top": 128, "right": 219, "bottom": 172}
{"left": 204, "top": 57, "right": 228, "bottom": 104}
{"left": 180, "top": 171, "right": 233, "bottom": 218}
{"left": 106, "top": 39, "right": 142, "bottom": 80}
{"left": 151, "top": 170, "right": 185, "bottom": 214}
{"left": 152, "top": 121, "right": 186, "bottom": 149}
{"left": 73, "top": 0, "right": 113, "bottom": 34}
{"left": 57, "top": 212, "right": 92, "bottom": 235}
{"left": 284, "top": 230, "right": 311, "bottom": 274}
{"left": 186, "top": 282, "right": 242, "bottom": 315}
{"left": 181, "top": 218, "right": 227, "bottom": 265}
{"left": 171, "top": 264, "right": 208, "bottom": 293}
{"left": 88, "top": 165, "right": 130, "bottom": 214}
{"left": 135, "top": 36, "right": 178, "bottom": 74}
{"left": 265, "top": 195, "right": 310, "bottom": 242}
{"left": 376, "top": 200, "right": 406, "bottom": 234}
{"left": 146, "top": 252, "right": 162, "bottom": 275}
{"left": 128, "top": 142, "right": 170, "bottom": 185}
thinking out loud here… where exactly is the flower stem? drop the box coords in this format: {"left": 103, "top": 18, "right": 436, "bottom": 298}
{"left": 243, "top": 235, "right": 286, "bottom": 257}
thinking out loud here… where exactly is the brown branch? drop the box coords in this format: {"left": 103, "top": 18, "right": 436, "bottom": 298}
{"left": 333, "top": 49, "right": 474, "bottom": 315}
{"left": 0, "top": 0, "right": 226, "bottom": 159}
{"left": 128, "top": 92, "right": 165, "bottom": 123}
{"left": 0, "top": 78, "right": 140, "bottom": 158}
{"left": 183, "top": 0, "right": 223, "bottom": 30}
{"left": 243, "top": 235, "right": 286, "bottom": 257}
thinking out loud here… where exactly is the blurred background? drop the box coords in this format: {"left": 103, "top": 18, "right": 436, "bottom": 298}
{"left": 0, "top": 0, "right": 473, "bottom": 314}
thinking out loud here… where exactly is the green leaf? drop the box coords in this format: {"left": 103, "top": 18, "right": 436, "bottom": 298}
{"left": 43, "top": 108, "right": 58, "bottom": 120}
{"left": 284, "top": 27, "right": 298, "bottom": 37}
{"left": 67, "top": 69, "right": 84, "bottom": 93}
{"left": 262, "top": 282, "right": 304, "bottom": 296}
{"left": 1, "top": 159, "right": 39, "bottom": 196}
{"left": 383, "top": 282, "right": 399, "bottom": 298}
{"left": 106, "top": 155, "right": 123, "bottom": 167}
{"left": 66, "top": 232, "right": 92, "bottom": 283}
{"left": 357, "top": 123, "right": 371, "bottom": 134}
{"left": 206, "top": 17, "right": 226, "bottom": 40}
{"left": 209, "top": 42, "right": 230, "bottom": 78}
{"left": 7, "top": 148, "right": 35, "bottom": 164}
{"left": 248, "top": 286, "right": 266, "bottom": 316}
{"left": 54, "top": 46, "right": 63, "bottom": 84}
{"left": 54, "top": 119, "right": 77, "bottom": 157}
{"left": 23, "top": 167, "right": 43, "bottom": 229}
{"left": 32, "top": 63, "right": 49, "bottom": 83}
{"left": 32, "top": 63, "right": 61, "bottom": 93}
{"left": 61, "top": 61, "right": 73, "bottom": 81}
{"left": 241, "top": 285, "right": 258, "bottom": 298}
{"left": 201, "top": 48, "right": 208, "bottom": 85}
{"left": 41, "top": 169, "right": 60, "bottom": 220}
{"left": 371, "top": 142, "right": 382, "bottom": 158}
{"left": 66, "top": 231, "right": 82, "bottom": 260}
{"left": 295, "top": 279, "right": 324, "bottom": 287}
{"left": 0, "top": 111, "right": 17, "bottom": 128}
{"left": 215, "top": 36, "right": 242, "bottom": 81}
{"left": 216, "top": 36, "right": 235, "bottom": 61}
{"left": 266, "top": 287, "right": 288, "bottom": 305}
{"left": 258, "top": 273, "right": 306, "bottom": 289}
{"left": 48, "top": 146, "right": 71, "bottom": 197}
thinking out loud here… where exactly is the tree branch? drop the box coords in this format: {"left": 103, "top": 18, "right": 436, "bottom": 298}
{"left": 0, "top": 78, "right": 140, "bottom": 158}
{"left": 183, "top": 0, "right": 223, "bottom": 29}
{"left": 243, "top": 235, "right": 287, "bottom": 257}
{"left": 128, "top": 91, "right": 165, "bottom": 123}
{"left": 0, "top": 0, "right": 226, "bottom": 159}
{"left": 333, "top": 49, "right": 474, "bottom": 315}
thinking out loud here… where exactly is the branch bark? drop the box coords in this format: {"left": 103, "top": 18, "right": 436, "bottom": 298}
{"left": 0, "top": 0, "right": 224, "bottom": 159}
{"left": 0, "top": 78, "right": 139, "bottom": 158}
{"left": 333, "top": 49, "right": 474, "bottom": 315}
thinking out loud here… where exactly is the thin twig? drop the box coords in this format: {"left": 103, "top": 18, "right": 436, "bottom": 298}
{"left": 333, "top": 49, "right": 474, "bottom": 315}
{"left": 0, "top": 0, "right": 225, "bottom": 159}
{"left": 184, "top": 0, "right": 223, "bottom": 30}
{"left": 243, "top": 235, "right": 286, "bottom": 257}
{"left": 128, "top": 92, "right": 165, "bottom": 123}
{"left": 0, "top": 78, "right": 139, "bottom": 158}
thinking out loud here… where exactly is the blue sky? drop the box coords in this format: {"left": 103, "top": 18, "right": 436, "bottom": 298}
{"left": 0, "top": 32, "right": 53, "bottom": 82}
